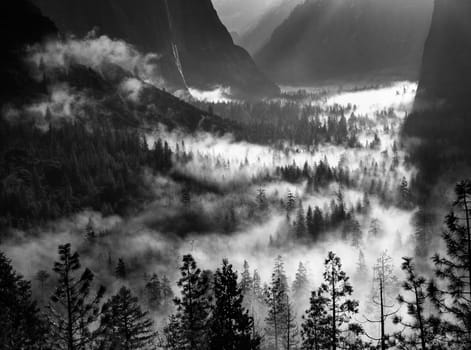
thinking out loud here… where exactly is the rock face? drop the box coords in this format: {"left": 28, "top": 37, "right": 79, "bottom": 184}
{"left": 34, "top": 0, "right": 279, "bottom": 98}
{"left": 403, "top": 1, "right": 471, "bottom": 193}
{"left": 255, "top": 0, "right": 433, "bottom": 85}
{"left": 415, "top": 0, "right": 471, "bottom": 109}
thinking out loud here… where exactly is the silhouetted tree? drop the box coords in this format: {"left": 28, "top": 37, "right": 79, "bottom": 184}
{"left": 301, "top": 289, "right": 330, "bottom": 350}
{"left": 320, "top": 252, "right": 359, "bottom": 350}
{"left": 208, "top": 259, "right": 261, "bottom": 350}
{"left": 145, "top": 273, "right": 162, "bottom": 310}
{"left": 265, "top": 256, "right": 295, "bottom": 350}
{"left": 47, "top": 243, "right": 105, "bottom": 350}
{"left": 364, "top": 251, "right": 398, "bottom": 350}
{"left": 167, "top": 254, "right": 211, "bottom": 349}
{"left": 240, "top": 260, "right": 253, "bottom": 296}
{"left": 0, "top": 252, "right": 47, "bottom": 349}
{"left": 96, "top": 287, "right": 156, "bottom": 350}
{"left": 394, "top": 257, "right": 441, "bottom": 350}
{"left": 115, "top": 258, "right": 127, "bottom": 279}
{"left": 428, "top": 180, "right": 471, "bottom": 346}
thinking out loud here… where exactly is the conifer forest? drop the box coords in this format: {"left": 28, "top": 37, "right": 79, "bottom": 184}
{"left": 2, "top": 1, "right": 471, "bottom": 349}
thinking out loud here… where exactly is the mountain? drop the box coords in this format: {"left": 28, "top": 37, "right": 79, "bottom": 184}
{"left": 0, "top": 0, "right": 57, "bottom": 104}
{"left": 403, "top": 0, "right": 471, "bottom": 196}
{"left": 34, "top": 0, "right": 279, "bottom": 99}
{"left": 255, "top": 0, "right": 433, "bottom": 85}
{"left": 212, "top": 0, "right": 279, "bottom": 36}
{"left": 414, "top": 0, "right": 471, "bottom": 110}
{"left": 0, "top": 1, "right": 237, "bottom": 134}
{"left": 240, "top": 0, "right": 303, "bottom": 55}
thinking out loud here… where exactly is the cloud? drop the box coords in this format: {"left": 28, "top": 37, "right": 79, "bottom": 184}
{"left": 27, "top": 34, "right": 166, "bottom": 89}
{"left": 119, "top": 78, "right": 145, "bottom": 102}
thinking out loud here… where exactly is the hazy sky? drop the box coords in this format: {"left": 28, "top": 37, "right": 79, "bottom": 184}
{"left": 213, "top": 0, "right": 286, "bottom": 34}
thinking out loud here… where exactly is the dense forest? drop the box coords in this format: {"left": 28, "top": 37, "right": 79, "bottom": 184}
{"left": 0, "top": 118, "right": 172, "bottom": 229}
{"left": 1, "top": 180, "right": 470, "bottom": 349}
{"left": 3, "top": 0, "right": 471, "bottom": 349}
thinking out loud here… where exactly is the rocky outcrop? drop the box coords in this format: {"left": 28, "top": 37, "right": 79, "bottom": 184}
{"left": 414, "top": 0, "right": 471, "bottom": 110}
{"left": 34, "top": 0, "right": 279, "bottom": 98}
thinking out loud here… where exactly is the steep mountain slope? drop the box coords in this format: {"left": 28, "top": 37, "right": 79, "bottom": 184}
{"left": 0, "top": 0, "right": 57, "bottom": 104}
{"left": 34, "top": 0, "right": 279, "bottom": 98}
{"left": 256, "top": 0, "right": 433, "bottom": 84}
{"left": 0, "top": 1, "right": 237, "bottom": 134}
{"left": 212, "top": 0, "right": 279, "bottom": 36}
{"left": 414, "top": 0, "right": 471, "bottom": 109}
{"left": 403, "top": 0, "right": 471, "bottom": 196}
{"left": 240, "top": 0, "right": 303, "bottom": 54}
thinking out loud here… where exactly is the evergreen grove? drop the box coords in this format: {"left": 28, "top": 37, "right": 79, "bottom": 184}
{"left": 2, "top": 180, "right": 471, "bottom": 349}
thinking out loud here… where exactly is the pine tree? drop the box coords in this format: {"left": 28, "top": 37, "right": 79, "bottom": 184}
{"left": 309, "top": 206, "right": 324, "bottom": 240}
{"left": 428, "top": 180, "right": 471, "bottom": 347}
{"left": 169, "top": 254, "right": 212, "bottom": 349}
{"left": 181, "top": 186, "right": 191, "bottom": 208}
{"left": 35, "top": 269, "right": 50, "bottom": 300}
{"left": 145, "top": 273, "right": 162, "bottom": 310}
{"left": 115, "top": 258, "right": 127, "bottom": 279}
{"left": 306, "top": 206, "right": 314, "bottom": 235}
{"left": 292, "top": 262, "right": 309, "bottom": 302}
{"left": 96, "top": 287, "right": 156, "bottom": 350}
{"left": 282, "top": 293, "right": 299, "bottom": 350}
{"left": 320, "top": 251, "right": 359, "bottom": 350}
{"left": 47, "top": 243, "right": 105, "bottom": 350}
{"left": 368, "top": 218, "right": 382, "bottom": 237}
{"left": 163, "top": 315, "right": 182, "bottom": 350}
{"left": 301, "top": 289, "right": 330, "bottom": 350}
{"left": 208, "top": 259, "right": 261, "bottom": 350}
{"left": 265, "top": 256, "right": 294, "bottom": 350}
{"left": 256, "top": 187, "right": 267, "bottom": 211}
{"left": 394, "top": 257, "right": 441, "bottom": 350}
{"left": 353, "top": 249, "right": 368, "bottom": 285}
{"left": 240, "top": 260, "right": 253, "bottom": 296}
{"left": 295, "top": 203, "right": 307, "bottom": 239}
{"left": 85, "top": 218, "right": 96, "bottom": 242}
{"left": 398, "top": 177, "right": 411, "bottom": 209}
{"left": 0, "top": 252, "right": 47, "bottom": 349}
{"left": 286, "top": 191, "right": 296, "bottom": 217}
{"left": 252, "top": 270, "right": 264, "bottom": 303}
{"left": 364, "top": 251, "right": 399, "bottom": 350}
{"left": 343, "top": 219, "right": 362, "bottom": 248}
{"left": 160, "top": 275, "right": 174, "bottom": 309}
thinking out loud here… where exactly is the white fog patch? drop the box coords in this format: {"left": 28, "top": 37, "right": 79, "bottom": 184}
{"left": 4, "top": 84, "right": 88, "bottom": 128}
{"left": 28, "top": 34, "right": 166, "bottom": 90}
{"left": 325, "top": 81, "right": 417, "bottom": 117}
{"left": 119, "top": 78, "right": 145, "bottom": 102}
{"left": 188, "top": 86, "right": 233, "bottom": 103}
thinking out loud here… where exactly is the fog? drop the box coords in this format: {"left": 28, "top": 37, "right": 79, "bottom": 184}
{"left": 3, "top": 78, "right": 422, "bottom": 337}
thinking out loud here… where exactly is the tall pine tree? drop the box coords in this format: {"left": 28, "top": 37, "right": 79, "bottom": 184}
{"left": 0, "top": 252, "right": 47, "bottom": 349}
{"left": 47, "top": 243, "right": 105, "bottom": 350}
{"left": 429, "top": 180, "right": 471, "bottom": 347}
{"left": 208, "top": 259, "right": 261, "bottom": 350}
{"left": 320, "top": 252, "right": 358, "bottom": 350}
{"left": 167, "top": 254, "right": 212, "bottom": 349}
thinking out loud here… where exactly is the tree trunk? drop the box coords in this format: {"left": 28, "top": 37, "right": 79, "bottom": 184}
{"left": 332, "top": 264, "right": 336, "bottom": 350}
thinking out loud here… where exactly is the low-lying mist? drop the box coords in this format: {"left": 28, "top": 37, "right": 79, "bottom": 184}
{"left": 2, "top": 81, "right": 424, "bottom": 338}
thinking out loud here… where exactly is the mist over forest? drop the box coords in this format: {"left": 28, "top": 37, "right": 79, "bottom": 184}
{"left": 1, "top": 1, "right": 471, "bottom": 350}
